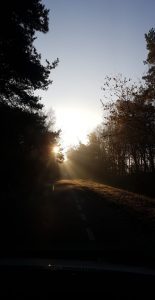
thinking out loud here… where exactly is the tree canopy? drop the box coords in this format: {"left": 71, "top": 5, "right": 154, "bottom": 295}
{"left": 0, "top": 0, "right": 58, "bottom": 110}
{"left": 0, "top": 0, "right": 61, "bottom": 198}
{"left": 67, "top": 29, "right": 155, "bottom": 197}
{"left": 142, "top": 28, "right": 155, "bottom": 104}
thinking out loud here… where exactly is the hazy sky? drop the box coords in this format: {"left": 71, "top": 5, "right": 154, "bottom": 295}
{"left": 35, "top": 0, "right": 155, "bottom": 149}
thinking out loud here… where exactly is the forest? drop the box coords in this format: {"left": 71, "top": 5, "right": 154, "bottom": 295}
{"left": 0, "top": 0, "right": 62, "bottom": 203}
{"left": 67, "top": 30, "right": 155, "bottom": 197}
{"left": 0, "top": 1, "right": 155, "bottom": 293}
{"left": 0, "top": 0, "right": 155, "bottom": 207}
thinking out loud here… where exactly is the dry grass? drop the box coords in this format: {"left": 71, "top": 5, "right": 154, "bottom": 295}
{"left": 56, "top": 179, "right": 155, "bottom": 222}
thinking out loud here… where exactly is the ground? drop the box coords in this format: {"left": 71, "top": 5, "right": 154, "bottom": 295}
{"left": 27, "top": 179, "right": 155, "bottom": 266}
{"left": 1, "top": 179, "right": 155, "bottom": 267}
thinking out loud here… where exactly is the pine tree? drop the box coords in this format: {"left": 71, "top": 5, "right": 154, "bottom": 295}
{"left": 0, "top": 0, "right": 58, "bottom": 110}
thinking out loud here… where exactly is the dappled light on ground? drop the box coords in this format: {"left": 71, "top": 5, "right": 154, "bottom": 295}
{"left": 56, "top": 179, "right": 155, "bottom": 218}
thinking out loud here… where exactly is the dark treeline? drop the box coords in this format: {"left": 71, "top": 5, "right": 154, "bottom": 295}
{"left": 0, "top": 0, "right": 61, "bottom": 245}
{"left": 0, "top": 103, "right": 60, "bottom": 195}
{"left": 67, "top": 29, "right": 155, "bottom": 198}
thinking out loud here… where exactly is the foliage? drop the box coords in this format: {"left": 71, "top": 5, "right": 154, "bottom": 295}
{"left": 67, "top": 30, "right": 155, "bottom": 196}
{"left": 0, "top": 0, "right": 61, "bottom": 200}
{"left": 0, "top": 0, "right": 59, "bottom": 110}
{"left": 143, "top": 28, "right": 155, "bottom": 102}
{"left": 0, "top": 103, "right": 60, "bottom": 192}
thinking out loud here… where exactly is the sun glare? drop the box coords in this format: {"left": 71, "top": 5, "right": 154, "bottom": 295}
{"left": 64, "top": 154, "right": 68, "bottom": 162}
{"left": 55, "top": 107, "right": 102, "bottom": 149}
{"left": 53, "top": 146, "right": 59, "bottom": 154}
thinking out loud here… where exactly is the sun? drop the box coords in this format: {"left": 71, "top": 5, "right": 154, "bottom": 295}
{"left": 55, "top": 107, "right": 102, "bottom": 149}
{"left": 53, "top": 146, "right": 59, "bottom": 154}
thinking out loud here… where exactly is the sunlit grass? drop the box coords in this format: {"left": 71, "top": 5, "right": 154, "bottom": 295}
{"left": 56, "top": 179, "right": 155, "bottom": 220}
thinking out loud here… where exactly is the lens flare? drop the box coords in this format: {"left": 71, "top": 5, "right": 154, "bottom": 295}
{"left": 53, "top": 146, "right": 59, "bottom": 154}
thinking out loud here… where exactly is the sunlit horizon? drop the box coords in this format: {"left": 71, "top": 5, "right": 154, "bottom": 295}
{"left": 35, "top": 0, "right": 155, "bottom": 150}
{"left": 54, "top": 106, "right": 102, "bottom": 150}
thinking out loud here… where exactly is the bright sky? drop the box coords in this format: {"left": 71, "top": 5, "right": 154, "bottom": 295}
{"left": 35, "top": 0, "right": 155, "bottom": 150}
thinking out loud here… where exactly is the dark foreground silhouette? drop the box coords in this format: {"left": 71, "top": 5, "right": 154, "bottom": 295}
{"left": 1, "top": 179, "right": 155, "bottom": 268}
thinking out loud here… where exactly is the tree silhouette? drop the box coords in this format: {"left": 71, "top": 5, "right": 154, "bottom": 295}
{"left": 0, "top": 1, "right": 62, "bottom": 246}
{"left": 0, "top": 0, "right": 58, "bottom": 110}
{"left": 0, "top": 1, "right": 60, "bottom": 197}
{"left": 143, "top": 28, "right": 155, "bottom": 102}
{"left": 67, "top": 30, "right": 155, "bottom": 197}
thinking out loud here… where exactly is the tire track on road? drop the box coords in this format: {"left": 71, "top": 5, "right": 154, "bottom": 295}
{"left": 72, "top": 190, "right": 96, "bottom": 242}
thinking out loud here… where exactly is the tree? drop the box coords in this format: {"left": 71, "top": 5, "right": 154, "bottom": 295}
{"left": 0, "top": 1, "right": 62, "bottom": 247}
{"left": 0, "top": 1, "right": 61, "bottom": 195}
{"left": 66, "top": 29, "right": 155, "bottom": 196}
{"left": 0, "top": 0, "right": 59, "bottom": 110}
{"left": 143, "top": 28, "right": 155, "bottom": 104}
{"left": 0, "top": 102, "right": 60, "bottom": 192}
{"left": 101, "top": 75, "right": 155, "bottom": 174}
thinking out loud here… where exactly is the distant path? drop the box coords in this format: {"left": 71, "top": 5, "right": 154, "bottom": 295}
{"left": 39, "top": 179, "right": 155, "bottom": 263}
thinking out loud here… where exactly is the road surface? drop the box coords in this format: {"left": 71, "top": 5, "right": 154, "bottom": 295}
{"left": 2, "top": 179, "right": 155, "bottom": 265}
{"left": 31, "top": 179, "right": 155, "bottom": 263}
